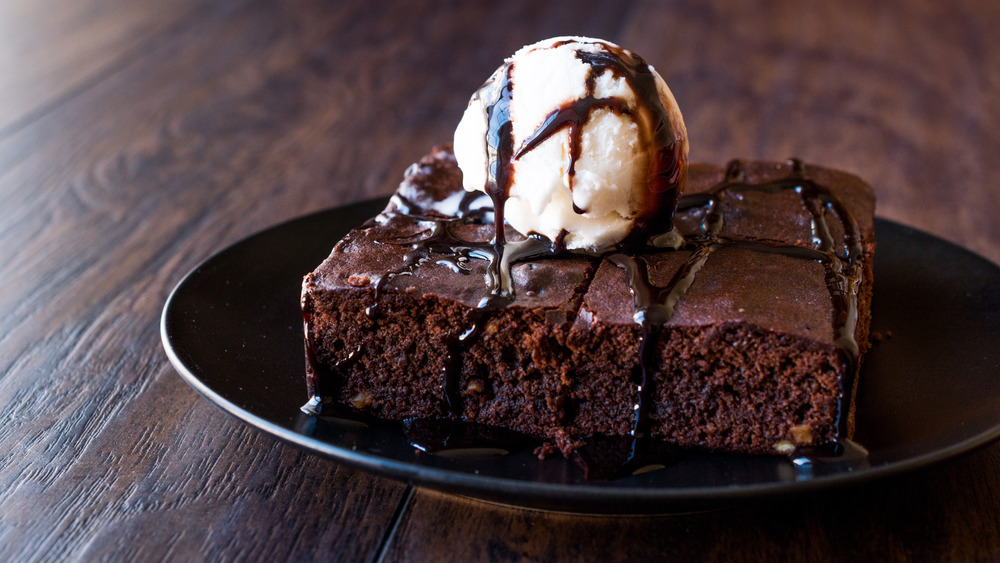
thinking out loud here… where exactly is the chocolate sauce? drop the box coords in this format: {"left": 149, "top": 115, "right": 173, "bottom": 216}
{"left": 571, "top": 434, "right": 681, "bottom": 480}
{"left": 442, "top": 320, "right": 480, "bottom": 413}
{"left": 301, "top": 301, "right": 361, "bottom": 414}
{"left": 403, "top": 418, "right": 534, "bottom": 458}
{"left": 574, "top": 44, "right": 683, "bottom": 240}
{"left": 363, "top": 218, "right": 480, "bottom": 320}
{"left": 515, "top": 95, "right": 631, "bottom": 186}
{"left": 607, "top": 244, "right": 717, "bottom": 444}
{"left": 790, "top": 438, "right": 870, "bottom": 474}
{"left": 510, "top": 41, "right": 683, "bottom": 236}
{"left": 301, "top": 307, "right": 333, "bottom": 409}
{"left": 483, "top": 64, "right": 516, "bottom": 270}
{"left": 388, "top": 190, "right": 490, "bottom": 223}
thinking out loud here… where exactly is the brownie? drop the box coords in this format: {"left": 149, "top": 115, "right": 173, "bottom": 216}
{"left": 300, "top": 145, "right": 875, "bottom": 457}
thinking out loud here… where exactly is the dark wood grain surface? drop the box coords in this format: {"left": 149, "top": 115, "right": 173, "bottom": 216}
{"left": 2, "top": 0, "right": 998, "bottom": 560}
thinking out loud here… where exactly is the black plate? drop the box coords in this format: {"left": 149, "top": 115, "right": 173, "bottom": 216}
{"left": 162, "top": 198, "right": 1000, "bottom": 513}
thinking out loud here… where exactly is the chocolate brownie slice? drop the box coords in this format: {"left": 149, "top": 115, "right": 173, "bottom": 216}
{"left": 300, "top": 146, "right": 875, "bottom": 456}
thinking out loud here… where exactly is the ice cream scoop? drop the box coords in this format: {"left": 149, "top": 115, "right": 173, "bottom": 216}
{"left": 453, "top": 36, "right": 688, "bottom": 251}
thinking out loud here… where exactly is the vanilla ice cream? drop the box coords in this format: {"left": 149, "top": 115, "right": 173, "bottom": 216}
{"left": 454, "top": 36, "right": 688, "bottom": 251}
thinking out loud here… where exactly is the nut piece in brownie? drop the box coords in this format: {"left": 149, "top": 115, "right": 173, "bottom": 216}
{"left": 301, "top": 146, "right": 875, "bottom": 457}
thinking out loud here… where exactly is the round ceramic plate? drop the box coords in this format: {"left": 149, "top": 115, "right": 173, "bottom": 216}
{"left": 162, "top": 198, "right": 1000, "bottom": 513}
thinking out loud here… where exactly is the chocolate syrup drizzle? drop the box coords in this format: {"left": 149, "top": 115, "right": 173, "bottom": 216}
{"left": 302, "top": 40, "right": 865, "bottom": 476}
{"left": 511, "top": 40, "right": 683, "bottom": 236}
{"left": 301, "top": 299, "right": 361, "bottom": 414}
{"left": 387, "top": 189, "right": 490, "bottom": 222}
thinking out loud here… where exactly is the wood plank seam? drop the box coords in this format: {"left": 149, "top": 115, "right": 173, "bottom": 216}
{"left": 374, "top": 485, "right": 414, "bottom": 563}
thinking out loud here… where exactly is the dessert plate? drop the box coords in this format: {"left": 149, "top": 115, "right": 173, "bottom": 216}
{"left": 162, "top": 198, "right": 1000, "bottom": 513}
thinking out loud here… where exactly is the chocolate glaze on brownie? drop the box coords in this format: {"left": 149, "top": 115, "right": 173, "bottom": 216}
{"left": 300, "top": 146, "right": 875, "bottom": 458}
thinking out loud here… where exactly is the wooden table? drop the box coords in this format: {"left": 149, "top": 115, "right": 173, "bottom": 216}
{"left": 3, "top": 0, "right": 999, "bottom": 560}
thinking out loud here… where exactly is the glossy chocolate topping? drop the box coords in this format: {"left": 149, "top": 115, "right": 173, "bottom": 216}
{"left": 476, "top": 39, "right": 685, "bottom": 250}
